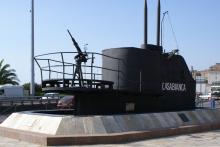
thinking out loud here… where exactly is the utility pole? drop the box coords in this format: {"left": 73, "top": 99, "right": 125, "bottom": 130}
{"left": 30, "top": 0, "right": 35, "bottom": 95}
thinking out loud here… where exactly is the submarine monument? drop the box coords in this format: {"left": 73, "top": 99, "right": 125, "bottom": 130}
{"left": 1, "top": 0, "right": 220, "bottom": 146}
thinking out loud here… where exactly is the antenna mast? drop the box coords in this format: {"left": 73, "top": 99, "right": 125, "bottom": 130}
{"left": 156, "top": 0, "right": 161, "bottom": 46}
{"left": 141, "top": 0, "right": 148, "bottom": 49}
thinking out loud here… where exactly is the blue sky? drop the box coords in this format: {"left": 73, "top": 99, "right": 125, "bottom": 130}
{"left": 0, "top": 0, "right": 220, "bottom": 84}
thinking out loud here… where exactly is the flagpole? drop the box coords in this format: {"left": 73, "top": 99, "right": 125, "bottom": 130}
{"left": 30, "top": 0, "right": 35, "bottom": 95}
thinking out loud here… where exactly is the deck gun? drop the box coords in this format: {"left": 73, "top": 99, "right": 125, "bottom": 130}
{"left": 67, "top": 29, "right": 88, "bottom": 86}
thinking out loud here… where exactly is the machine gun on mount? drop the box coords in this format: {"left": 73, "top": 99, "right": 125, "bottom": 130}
{"left": 67, "top": 29, "right": 88, "bottom": 87}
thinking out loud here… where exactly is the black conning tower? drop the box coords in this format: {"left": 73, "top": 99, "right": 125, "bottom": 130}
{"left": 102, "top": 0, "right": 196, "bottom": 110}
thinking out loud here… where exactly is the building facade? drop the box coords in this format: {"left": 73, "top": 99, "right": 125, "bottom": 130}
{"left": 194, "top": 63, "right": 220, "bottom": 95}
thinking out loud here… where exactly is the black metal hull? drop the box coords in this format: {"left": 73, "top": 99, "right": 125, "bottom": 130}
{"left": 69, "top": 89, "right": 195, "bottom": 115}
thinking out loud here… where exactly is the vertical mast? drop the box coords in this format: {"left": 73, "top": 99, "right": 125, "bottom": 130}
{"left": 141, "top": 0, "right": 148, "bottom": 49}
{"left": 31, "top": 0, "right": 35, "bottom": 95}
{"left": 144, "top": 0, "right": 148, "bottom": 47}
{"left": 156, "top": 0, "right": 161, "bottom": 46}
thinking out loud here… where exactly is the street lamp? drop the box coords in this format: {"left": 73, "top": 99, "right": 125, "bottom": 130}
{"left": 30, "top": 0, "right": 35, "bottom": 95}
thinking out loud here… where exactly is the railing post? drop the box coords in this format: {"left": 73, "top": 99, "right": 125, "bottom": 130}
{"left": 40, "top": 70, "right": 43, "bottom": 86}
{"left": 35, "top": 58, "right": 43, "bottom": 87}
{"left": 48, "top": 59, "right": 51, "bottom": 80}
{"left": 91, "top": 53, "right": 94, "bottom": 88}
{"left": 72, "top": 64, "right": 75, "bottom": 87}
{"left": 61, "top": 52, "right": 65, "bottom": 87}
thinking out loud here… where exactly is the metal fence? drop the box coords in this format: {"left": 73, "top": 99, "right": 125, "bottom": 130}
{"left": 0, "top": 97, "right": 59, "bottom": 107}
{"left": 0, "top": 97, "right": 59, "bottom": 116}
{"left": 196, "top": 97, "right": 220, "bottom": 109}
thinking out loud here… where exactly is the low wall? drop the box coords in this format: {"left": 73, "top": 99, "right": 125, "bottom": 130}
{"left": 0, "top": 109, "right": 220, "bottom": 145}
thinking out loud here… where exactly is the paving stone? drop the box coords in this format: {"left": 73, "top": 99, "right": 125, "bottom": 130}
{"left": 183, "top": 111, "right": 199, "bottom": 125}
{"left": 153, "top": 113, "right": 169, "bottom": 128}
{"left": 91, "top": 116, "right": 106, "bottom": 134}
{"left": 159, "top": 112, "right": 177, "bottom": 128}
{"left": 130, "top": 114, "right": 147, "bottom": 130}
{"left": 211, "top": 109, "right": 220, "bottom": 121}
{"left": 199, "top": 110, "right": 214, "bottom": 123}
{"left": 167, "top": 112, "right": 183, "bottom": 126}
{"left": 113, "top": 115, "right": 128, "bottom": 132}
{"left": 56, "top": 116, "right": 85, "bottom": 135}
{"left": 82, "top": 116, "right": 95, "bottom": 134}
{"left": 205, "top": 109, "right": 218, "bottom": 122}
{"left": 101, "top": 116, "right": 122, "bottom": 133}
{"left": 139, "top": 114, "right": 157, "bottom": 130}
{"left": 115, "top": 115, "right": 142, "bottom": 131}
{"left": 192, "top": 111, "right": 207, "bottom": 124}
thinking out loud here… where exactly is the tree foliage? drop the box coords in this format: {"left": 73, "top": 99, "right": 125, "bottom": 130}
{"left": 0, "top": 59, "right": 19, "bottom": 85}
{"left": 23, "top": 83, "right": 42, "bottom": 96}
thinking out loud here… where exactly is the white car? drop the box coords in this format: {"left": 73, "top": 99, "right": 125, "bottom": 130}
{"left": 199, "top": 93, "right": 211, "bottom": 100}
{"left": 41, "top": 93, "right": 59, "bottom": 99}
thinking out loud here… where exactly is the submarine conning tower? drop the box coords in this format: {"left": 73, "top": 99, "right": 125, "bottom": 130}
{"left": 102, "top": 0, "right": 195, "bottom": 109}
{"left": 102, "top": 0, "right": 163, "bottom": 92}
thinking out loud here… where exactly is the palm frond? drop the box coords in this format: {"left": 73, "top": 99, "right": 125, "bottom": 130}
{"left": 0, "top": 59, "right": 19, "bottom": 85}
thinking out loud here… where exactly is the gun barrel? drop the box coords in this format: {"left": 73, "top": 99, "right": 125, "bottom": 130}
{"left": 67, "top": 29, "right": 82, "bottom": 54}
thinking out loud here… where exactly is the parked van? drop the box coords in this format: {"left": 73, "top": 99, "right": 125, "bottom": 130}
{"left": 0, "top": 85, "right": 24, "bottom": 97}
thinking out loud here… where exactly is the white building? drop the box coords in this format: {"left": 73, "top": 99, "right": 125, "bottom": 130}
{"left": 195, "top": 63, "right": 220, "bottom": 95}
{"left": 195, "top": 77, "right": 209, "bottom": 95}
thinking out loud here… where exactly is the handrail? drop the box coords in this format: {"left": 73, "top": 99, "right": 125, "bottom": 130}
{"left": 0, "top": 97, "right": 59, "bottom": 107}
{"left": 35, "top": 51, "right": 147, "bottom": 90}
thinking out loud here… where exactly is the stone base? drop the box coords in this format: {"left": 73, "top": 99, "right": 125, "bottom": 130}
{"left": 1, "top": 109, "right": 220, "bottom": 145}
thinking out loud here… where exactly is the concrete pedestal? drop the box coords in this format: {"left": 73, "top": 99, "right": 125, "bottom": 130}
{"left": 1, "top": 109, "right": 220, "bottom": 145}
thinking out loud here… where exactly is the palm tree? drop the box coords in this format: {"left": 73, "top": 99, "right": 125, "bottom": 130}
{"left": 0, "top": 59, "right": 19, "bottom": 85}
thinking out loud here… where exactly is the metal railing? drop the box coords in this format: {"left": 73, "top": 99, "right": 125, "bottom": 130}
{"left": 35, "top": 52, "right": 121, "bottom": 89}
{"left": 195, "top": 97, "right": 220, "bottom": 108}
{"left": 35, "top": 51, "right": 156, "bottom": 91}
{"left": 0, "top": 96, "right": 59, "bottom": 117}
{"left": 0, "top": 97, "right": 59, "bottom": 107}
